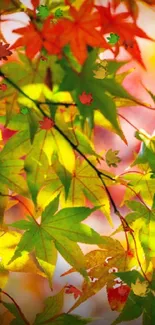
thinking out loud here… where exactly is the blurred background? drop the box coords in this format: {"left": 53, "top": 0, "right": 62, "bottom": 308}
{"left": 1, "top": 0, "right": 155, "bottom": 324}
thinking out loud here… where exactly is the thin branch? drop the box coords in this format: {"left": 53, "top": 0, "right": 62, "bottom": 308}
{"left": 1, "top": 290, "right": 30, "bottom": 325}
{"left": 118, "top": 113, "right": 139, "bottom": 131}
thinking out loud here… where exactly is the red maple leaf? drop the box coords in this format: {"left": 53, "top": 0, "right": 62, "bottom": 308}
{"left": 79, "top": 91, "right": 93, "bottom": 105}
{"left": 31, "top": 0, "right": 40, "bottom": 10}
{"left": 57, "top": 0, "right": 111, "bottom": 65}
{"left": 65, "top": 285, "right": 82, "bottom": 299}
{"left": 107, "top": 284, "right": 130, "bottom": 312}
{"left": 39, "top": 117, "right": 54, "bottom": 130}
{"left": 9, "top": 17, "right": 64, "bottom": 60}
{"left": 40, "top": 55, "right": 47, "bottom": 61}
{"left": 95, "top": 2, "right": 152, "bottom": 68}
{"left": 0, "top": 83, "right": 7, "bottom": 91}
{"left": 0, "top": 42, "right": 12, "bottom": 61}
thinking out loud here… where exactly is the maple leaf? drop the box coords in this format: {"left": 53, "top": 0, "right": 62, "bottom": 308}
{"left": 58, "top": 0, "right": 110, "bottom": 64}
{"left": 95, "top": 2, "right": 152, "bottom": 68}
{"left": 36, "top": 5, "right": 50, "bottom": 19}
{"left": 0, "top": 83, "right": 7, "bottom": 91}
{"left": 61, "top": 237, "right": 126, "bottom": 312}
{"left": 93, "top": 67, "right": 107, "bottom": 79}
{"left": 65, "top": 285, "right": 82, "bottom": 299}
{"left": 79, "top": 91, "right": 93, "bottom": 105}
{"left": 107, "top": 33, "right": 120, "bottom": 44}
{"left": 38, "top": 157, "right": 113, "bottom": 224}
{"left": 131, "top": 278, "right": 149, "bottom": 297}
{"left": 54, "top": 8, "right": 64, "bottom": 18}
{"left": 20, "top": 106, "right": 29, "bottom": 115}
{"left": 9, "top": 18, "right": 63, "bottom": 59}
{"left": 39, "top": 116, "right": 55, "bottom": 130}
{"left": 8, "top": 196, "right": 105, "bottom": 282}
{"left": 31, "top": 0, "right": 40, "bottom": 10}
{"left": 9, "top": 23, "right": 43, "bottom": 60}
{"left": 93, "top": 59, "right": 108, "bottom": 79}
{"left": 0, "top": 42, "right": 12, "bottom": 61}
{"left": 105, "top": 149, "right": 121, "bottom": 167}
{"left": 107, "top": 283, "right": 131, "bottom": 311}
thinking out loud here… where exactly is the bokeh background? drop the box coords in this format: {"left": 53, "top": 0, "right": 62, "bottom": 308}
{"left": 1, "top": 0, "right": 155, "bottom": 324}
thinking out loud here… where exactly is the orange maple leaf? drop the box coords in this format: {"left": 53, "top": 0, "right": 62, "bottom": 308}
{"left": 9, "top": 17, "right": 64, "bottom": 60}
{"left": 65, "top": 285, "right": 82, "bottom": 299}
{"left": 95, "top": 2, "right": 152, "bottom": 68}
{"left": 58, "top": 0, "right": 110, "bottom": 65}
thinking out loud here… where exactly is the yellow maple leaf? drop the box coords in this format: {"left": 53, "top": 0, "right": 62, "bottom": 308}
{"left": 93, "top": 67, "right": 107, "bottom": 79}
{"left": 131, "top": 278, "right": 149, "bottom": 297}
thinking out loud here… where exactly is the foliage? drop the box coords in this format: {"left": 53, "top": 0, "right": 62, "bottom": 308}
{"left": 0, "top": 0, "right": 155, "bottom": 324}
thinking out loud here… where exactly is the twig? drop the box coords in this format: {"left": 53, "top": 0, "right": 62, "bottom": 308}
{"left": 1, "top": 290, "right": 30, "bottom": 325}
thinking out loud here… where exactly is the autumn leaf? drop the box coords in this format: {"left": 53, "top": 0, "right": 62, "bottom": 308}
{"left": 57, "top": 0, "right": 110, "bottom": 64}
{"left": 120, "top": 171, "right": 155, "bottom": 207}
{"left": 37, "top": 157, "right": 113, "bottom": 225}
{"left": 131, "top": 278, "right": 149, "bottom": 297}
{"left": 10, "top": 18, "right": 64, "bottom": 60}
{"left": 95, "top": 2, "right": 152, "bottom": 68}
{"left": 8, "top": 196, "right": 105, "bottom": 282}
{"left": 0, "top": 230, "right": 45, "bottom": 289}
{"left": 0, "top": 84, "right": 7, "bottom": 91}
{"left": 39, "top": 116, "right": 55, "bottom": 130}
{"left": 79, "top": 91, "right": 93, "bottom": 105}
{"left": 65, "top": 285, "right": 82, "bottom": 299}
{"left": 0, "top": 42, "right": 12, "bottom": 61}
{"left": 111, "top": 0, "right": 139, "bottom": 20}
{"left": 31, "top": 0, "right": 40, "bottom": 10}
{"left": 105, "top": 149, "right": 121, "bottom": 167}
{"left": 107, "top": 283, "right": 131, "bottom": 311}
{"left": 61, "top": 237, "right": 126, "bottom": 312}
{"left": 0, "top": 157, "right": 29, "bottom": 197}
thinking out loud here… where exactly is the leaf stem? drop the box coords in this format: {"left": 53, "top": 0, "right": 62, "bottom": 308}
{"left": 1, "top": 290, "right": 30, "bottom": 325}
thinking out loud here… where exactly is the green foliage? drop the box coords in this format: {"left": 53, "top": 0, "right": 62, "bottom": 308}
{"left": 8, "top": 196, "right": 105, "bottom": 283}
{"left": 0, "top": 1, "right": 155, "bottom": 324}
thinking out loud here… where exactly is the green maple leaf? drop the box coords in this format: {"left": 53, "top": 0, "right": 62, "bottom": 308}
{"left": 59, "top": 49, "right": 135, "bottom": 141}
{"left": 0, "top": 157, "right": 28, "bottom": 197}
{"left": 133, "top": 129, "right": 155, "bottom": 171}
{"left": 105, "top": 149, "right": 121, "bottom": 167}
{"left": 36, "top": 5, "right": 50, "bottom": 19}
{"left": 54, "top": 8, "right": 63, "bottom": 18}
{"left": 20, "top": 106, "right": 29, "bottom": 115}
{"left": 8, "top": 196, "right": 105, "bottom": 284}
{"left": 107, "top": 33, "right": 120, "bottom": 45}
{"left": 33, "top": 289, "right": 92, "bottom": 325}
